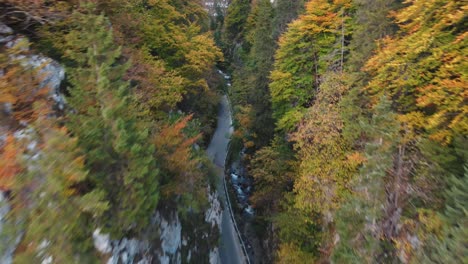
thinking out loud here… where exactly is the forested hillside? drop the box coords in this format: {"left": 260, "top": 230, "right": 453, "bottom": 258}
{"left": 0, "top": 0, "right": 224, "bottom": 262}
{"left": 0, "top": 0, "right": 466, "bottom": 263}
{"left": 222, "top": 0, "right": 466, "bottom": 263}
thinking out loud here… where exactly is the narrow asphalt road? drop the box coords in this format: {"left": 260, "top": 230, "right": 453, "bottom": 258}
{"left": 207, "top": 95, "right": 246, "bottom": 264}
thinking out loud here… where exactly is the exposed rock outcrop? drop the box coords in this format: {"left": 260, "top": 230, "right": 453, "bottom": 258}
{"left": 0, "top": 22, "right": 66, "bottom": 264}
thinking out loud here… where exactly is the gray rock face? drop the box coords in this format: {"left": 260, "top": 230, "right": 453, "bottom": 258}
{"left": 0, "top": 192, "right": 14, "bottom": 264}
{"left": 153, "top": 211, "right": 182, "bottom": 264}
{"left": 0, "top": 22, "right": 13, "bottom": 47}
{"left": 91, "top": 185, "right": 223, "bottom": 264}
{"left": 107, "top": 238, "right": 151, "bottom": 264}
{"left": 93, "top": 229, "right": 112, "bottom": 254}
{"left": 92, "top": 211, "right": 183, "bottom": 264}
{"left": 26, "top": 55, "right": 65, "bottom": 89}
{"left": 0, "top": 22, "right": 66, "bottom": 113}
{"left": 93, "top": 228, "right": 152, "bottom": 264}
{"left": 0, "top": 23, "right": 66, "bottom": 264}
{"left": 10, "top": 48, "right": 66, "bottom": 111}
{"left": 0, "top": 23, "right": 13, "bottom": 35}
{"left": 0, "top": 35, "right": 14, "bottom": 44}
{"left": 205, "top": 187, "right": 222, "bottom": 228}
{"left": 23, "top": 54, "right": 66, "bottom": 110}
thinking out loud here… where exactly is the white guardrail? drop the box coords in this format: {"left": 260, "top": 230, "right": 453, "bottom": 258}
{"left": 223, "top": 90, "right": 252, "bottom": 264}
{"left": 223, "top": 141, "right": 251, "bottom": 264}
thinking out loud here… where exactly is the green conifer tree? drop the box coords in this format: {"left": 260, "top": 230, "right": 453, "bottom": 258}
{"left": 334, "top": 96, "right": 401, "bottom": 262}
{"left": 223, "top": 0, "right": 251, "bottom": 58}
{"left": 230, "top": 0, "right": 276, "bottom": 149}
{"left": 12, "top": 125, "right": 107, "bottom": 263}
{"left": 62, "top": 7, "right": 160, "bottom": 235}
{"left": 419, "top": 164, "right": 468, "bottom": 263}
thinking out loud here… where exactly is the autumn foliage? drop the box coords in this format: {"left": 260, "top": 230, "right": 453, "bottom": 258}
{"left": 225, "top": 0, "right": 467, "bottom": 262}
{"left": 0, "top": 0, "right": 222, "bottom": 261}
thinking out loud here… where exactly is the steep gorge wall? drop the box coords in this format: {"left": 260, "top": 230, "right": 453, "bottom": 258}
{"left": 0, "top": 22, "right": 223, "bottom": 264}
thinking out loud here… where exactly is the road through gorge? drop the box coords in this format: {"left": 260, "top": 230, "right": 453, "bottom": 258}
{"left": 207, "top": 95, "right": 247, "bottom": 264}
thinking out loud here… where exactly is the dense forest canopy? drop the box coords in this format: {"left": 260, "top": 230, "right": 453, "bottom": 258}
{"left": 0, "top": 0, "right": 466, "bottom": 263}
{"left": 0, "top": 0, "right": 223, "bottom": 262}
{"left": 223, "top": 0, "right": 466, "bottom": 262}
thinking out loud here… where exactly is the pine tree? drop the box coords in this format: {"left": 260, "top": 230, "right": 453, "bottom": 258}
{"left": 223, "top": 0, "right": 251, "bottom": 57}
{"left": 271, "top": 0, "right": 306, "bottom": 39}
{"left": 230, "top": 0, "right": 276, "bottom": 149}
{"left": 346, "top": 0, "right": 399, "bottom": 73}
{"left": 62, "top": 7, "right": 160, "bottom": 235}
{"left": 434, "top": 164, "right": 468, "bottom": 263}
{"left": 339, "top": 0, "right": 399, "bottom": 144}
{"left": 333, "top": 96, "right": 401, "bottom": 262}
{"left": 11, "top": 125, "right": 107, "bottom": 263}
{"left": 416, "top": 163, "right": 468, "bottom": 263}
{"left": 245, "top": 0, "right": 276, "bottom": 147}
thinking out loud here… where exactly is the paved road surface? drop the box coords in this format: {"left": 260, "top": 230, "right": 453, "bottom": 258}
{"left": 207, "top": 95, "right": 245, "bottom": 264}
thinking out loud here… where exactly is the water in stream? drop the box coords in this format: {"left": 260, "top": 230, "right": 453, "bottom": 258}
{"left": 216, "top": 69, "right": 255, "bottom": 218}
